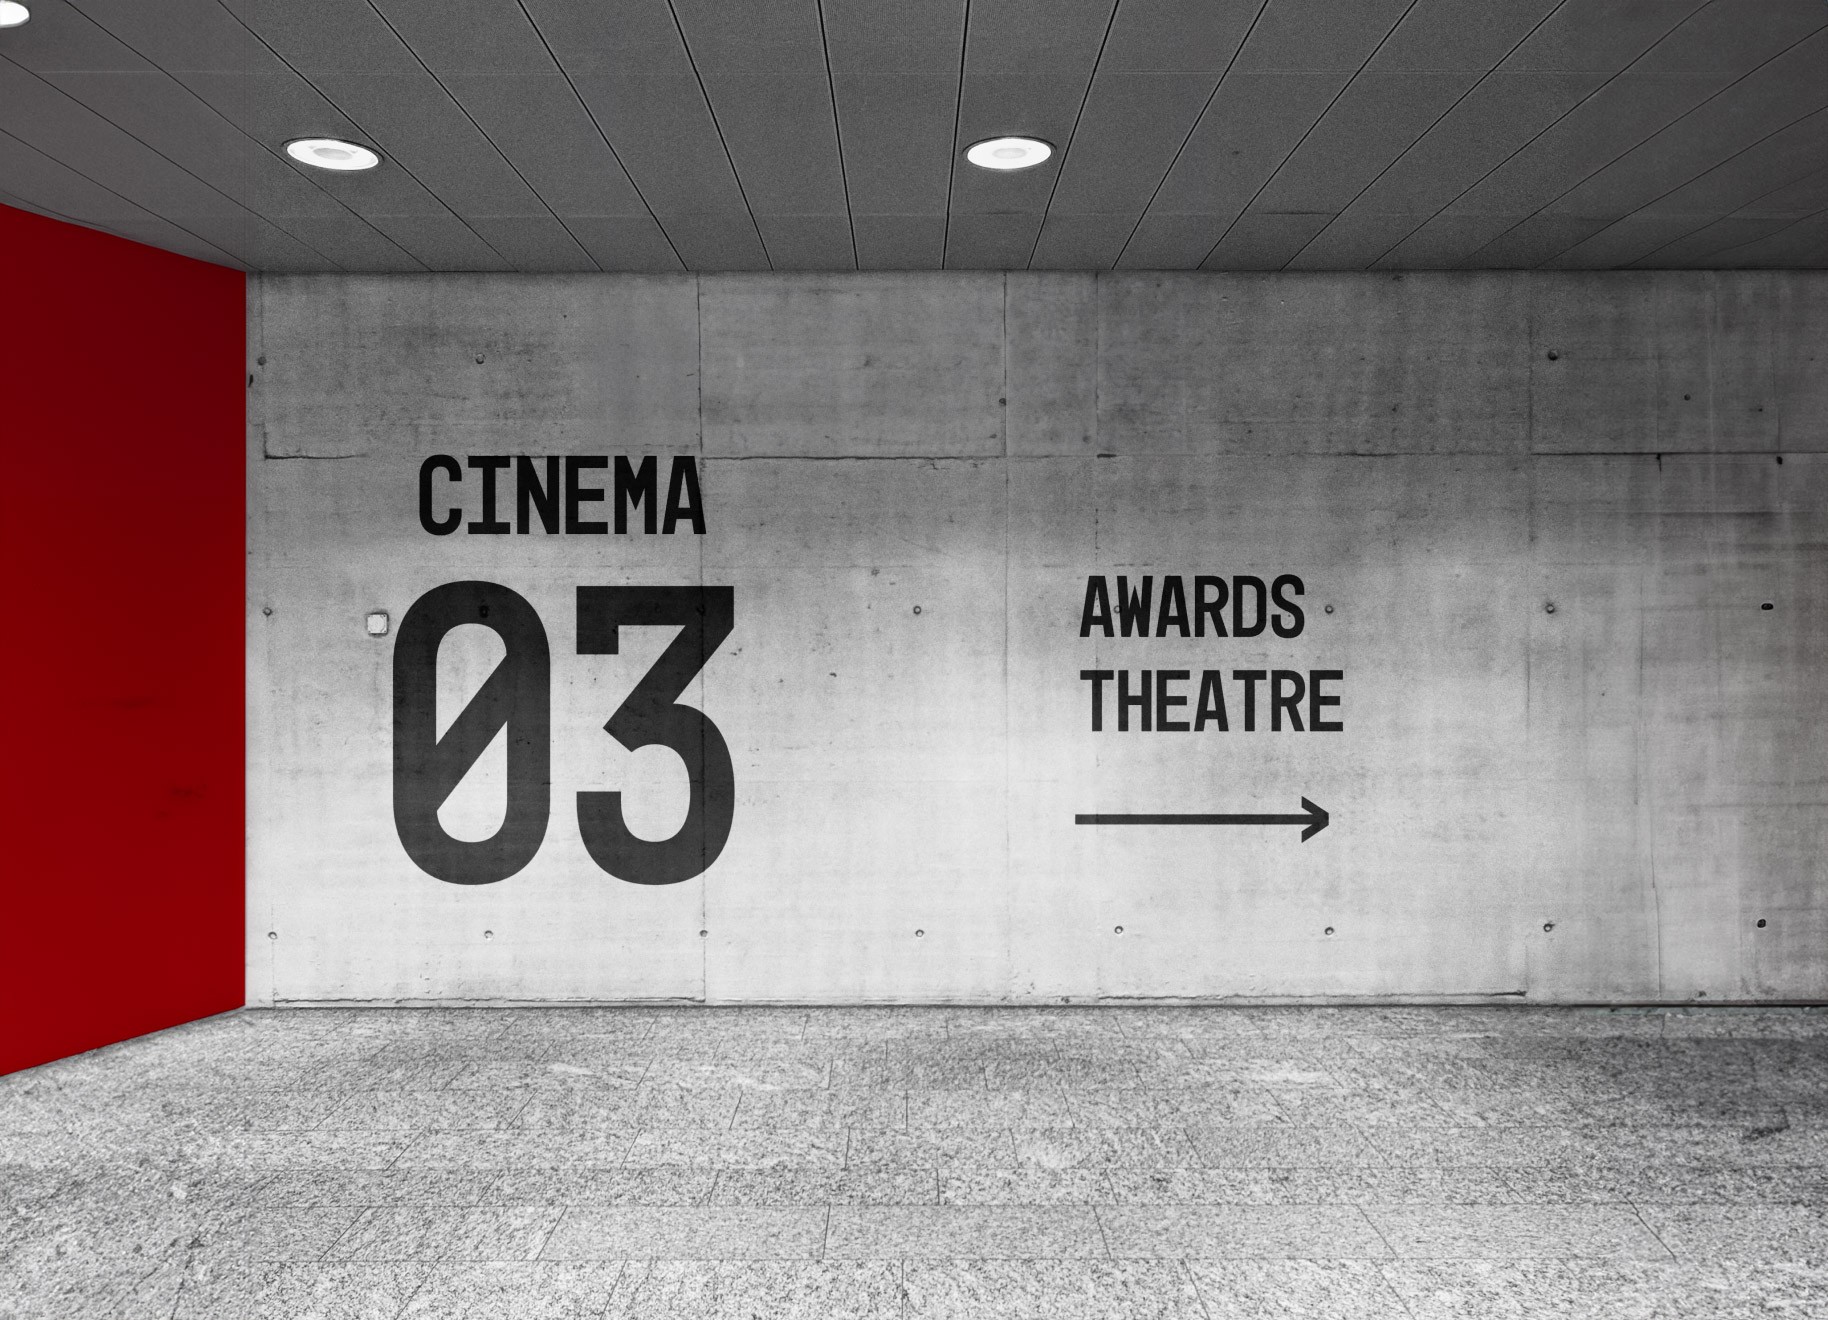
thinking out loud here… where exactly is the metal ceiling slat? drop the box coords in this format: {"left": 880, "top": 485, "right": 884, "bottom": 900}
{"left": 943, "top": 0, "right": 1115, "bottom": 268}
{"left": 1480, "top": 28, "right": 1828, "bottom": 270}
{"left": 1375, "top": 72, "right": 1737, "bottom": 268}
{"left": 0, "top": 0, "right": 1817, "bottom": 272}
{"left": 824, "top": 0, "right": 960, "bottom": 268}
{"left": 0, "top": 55, "right": 338, "bottom": 269}
{"left": 216, "top": 0, "right": 420, "bottom": 74}
{"left": 823, "top": 0, "right": 965, "bottom": 73}
{"left": 833, "top": 74, "right": 957, "bottom": 216}
{"left": 1203, "top": 211, "right": 1336, "bottom": 270}
{"left": 563, "top": 216, "right": 684, "bottom": 272}
{"left": 42, "top": 71, "right": 350, "bottom": 219}
{"left": 1552, "top": 111, "right": 1828, "bottom": 270}
{"left": 1229, "top": 0, "right": 1416, "bottom": 72}
{"left": 365, "top": 0, "right": 554, "bottom": 74}
{"left": 671, "top": 1, "right": 848, "bottom": 268}
{"left": 1287, "top": 0, "right": 1705, "bottom": 270}
{"left": 0, "top": 130, "right": 244, "bottom": 266}
{"left": 464, "top": 214, "right": 598, "bottom": 272}
{"left": 852, "top": 214, "right": 947, "bottom": 270}
{"left": 437, "top": 74, "right": 651, "bottom": 217}
{"left": 1635, "top": 216, "right": 1801, "bottom": 268}
{"left": 70, "top": 0, "right": 281, "bottom": 73}
{"left": 1117, "top": 72, "right": 1341, "bottom": 268}
{"left": 1028, "top": 212, "right": 1137, "bottom": 270}
{"left": 60, "top": 1, "right": 434, "bottom": 270}
{"left": 228, "top": 0, "right": 594, "bottom": 270}
{"left": 1541, "top": 29, "right": 1828, "bottom": 225}
{"left": 1379, "top": 0, "right": 1828, "bottom": 269}
{"left": 528, "top": 0, "right": 766, "bottom": 267}
{"left": 306, "top": 74, "right": 555, "bottom": 217}
{"left": 353, "top": 214, "right": 513, "bottom": 270}
{"left": 1285, "top": 72, "right": 1609, "bottom": 269}
{"left": 1670, "top": 208, "right": 1828, "bottom": 268}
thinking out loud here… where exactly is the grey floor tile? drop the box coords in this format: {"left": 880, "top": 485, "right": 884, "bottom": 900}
{"left": 846, "top": 1129, "right": 1017, "bottom": 1170}
{"left": 1187, "top": 1123, "right": 1383, "bottom": 1167}
{"left": 1012, "top": 1127, "right": 1197, "bottom": 1170}
{"left": 644, "top": 1059, "right": 830, "bottom": 1090}
{"left": 1104, "top": 1167, "right": 1364, "bottom": 1206}
{"left": 1625, "top": 1162, "right": 1828, "bottom": 1205}
{"left": 712, "top": 1168, "right": 938, "bottom": 1206}
{"left": 236, "top": 1168, "right": 501, "bottom": 1207}
{"left": 1366, "top": 1204, "right": 1672, "bottom": 1259}
{"left": 1374, "top": 1258, "right": 1828, "bottom": 1319}
{"left": 939, "top": 1168, "right": 1108, "bottom": 1205}
{"left": 541, "top": 1207, "right": 827, "bottom": 1260}
{"left": 321, "top": 1090, "right": 530, "bottom": 1131}
{"left": 1636, "top": 1203, "right": 1828, "bottom": 1261}
{"left": 196, "top": 1205, "right": 365, "bottom": 1262}
{"left": 174, "top": 1131, "right": 412, "bottom": 1169}
{"left": 825, "top": 1206, "right": 1106, "bottom": 1258}
{"left": 736, "top": 1090, "right": 907, "bottom": 1129}
{"left": 1068, "top": 1087, "right": 1281, "bottom": 1126}
{"left": 604, "top": 1260, "right": 903, "bottom": 1319}
{"left": 904, "top": 1260, "right": 1206, "bottom": 1318}
{"left": 1100, "top": 1206, "right": 1389, "bottom": 1258}
{"left": 510, "top": 1093, "right": 637, "bottom": 1130}
{"left": 326, "top": 1206, "right": 565, "bottom": 1262}
{"left": 399, "top": 1262, "right": 624, "bottom": 1318}
{"left": 449, "top": 1060, "right": 650, "bottom": 1090}
{"left": 157, "top": 1262, "right": 431, "bottom": 1320}
{"left": 1187, "top": 1259, "right": 1410, "bottom": 1319}
{"left": 491, "top": 1168, "right": 717, "bottom": 1206}
{"left": 908, "top": 1090, "right": 1077, "bottom": 1129}
{"left": 625, "top": 1127, "right": 847, "bottom": 1170}
{"left": 393, "top": 1131, "right": 633, "bottom": 1169}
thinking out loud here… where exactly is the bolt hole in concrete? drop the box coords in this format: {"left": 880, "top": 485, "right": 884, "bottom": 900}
{"left": 1545, "top": 602, "right": 1556, "bottom": 614}
{"left": 1544, "top": 922, "right": 1555, "bottom": 932}
{"left": 474, "top": 354, "right": 484, "bottom": 364}
{"left": 1762, "top": 602, "right": 1775, "bottom": 610}
{"left": 1759, "top": 919, "right": 1769, "bottom": 928}
{"left": 1114, "top": 926, "right": 1124, "bottom": 935}
{"left": 915, "top": 929, "right": 925, "bottom": 938}
{"left": 913, "top": 605, "right": 922, "bottom": 614}
{"left": 1546, "top": 349, "right": 1559, "bottom": 360}
{"left": 483, "top": 930, "right": 493, "bottom": 941}
{"left": 266, "top": 931, "right": 276, "bottom": 941}
{"left": 1324, "top": 926, "right": 1335, "bottom": 936}
{"left": 262, "top": 606, "right": 273, "bottom": 616}
{"left": 698, "top": 930, "right": 707, "bottom": 938}
{"left": 1324, "top": 604, "right": 1334, "bottom": 614}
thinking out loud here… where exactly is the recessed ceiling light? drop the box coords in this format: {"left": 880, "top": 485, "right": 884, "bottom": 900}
{"left": 965, "top": 136, "right": 1053, "bottom": 171}
{"left": 0, "top": 3, "right": 31, "bottom": 29}
{"left": 285, "top": 137, "right": 380, "bottom": 172}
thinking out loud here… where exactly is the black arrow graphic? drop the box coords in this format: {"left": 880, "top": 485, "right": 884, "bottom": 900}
{"left": 1075, "top": 797, "right": 1330, "bottom": 842}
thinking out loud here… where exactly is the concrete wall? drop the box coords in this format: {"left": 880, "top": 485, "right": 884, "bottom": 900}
{"left": 247, "top": 271, "right": 1828, "bottom": 1005}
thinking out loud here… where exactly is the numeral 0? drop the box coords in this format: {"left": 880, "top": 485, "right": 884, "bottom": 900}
{"left": 392, "top": 582, "right": 735, "bottom": 887}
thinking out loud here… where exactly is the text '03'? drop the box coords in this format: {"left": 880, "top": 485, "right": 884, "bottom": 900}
{"left": 391, "top": 582, "right": 735, "bottom": 887}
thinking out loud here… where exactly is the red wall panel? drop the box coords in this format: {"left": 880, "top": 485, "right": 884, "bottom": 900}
{"left": 0, "top": 204, "right": 245, "bottom": 1074}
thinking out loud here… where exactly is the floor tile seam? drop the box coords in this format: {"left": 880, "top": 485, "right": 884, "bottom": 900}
{"left": 1177, "top": 1256, "right": 1219, "bottom": 1320}
{"left": 1627, "top": 1202, "right": 1683, "bottom": 1263}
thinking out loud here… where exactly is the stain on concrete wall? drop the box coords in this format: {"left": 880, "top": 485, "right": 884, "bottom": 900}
{"left": 247, "top": 272, "right": 1828, "bottom": 1004}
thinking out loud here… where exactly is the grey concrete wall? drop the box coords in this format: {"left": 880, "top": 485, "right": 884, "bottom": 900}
{"left": 247, "top": 271, "right": 1828, "bottom": 1005}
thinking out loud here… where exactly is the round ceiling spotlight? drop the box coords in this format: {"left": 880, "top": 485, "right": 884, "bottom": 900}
{"left": 0, "top": 3, "right": 31, "bottom": 28}
{"left": 284, "top": 137, "right": 381, "bottom": 172}
{"left": 965, "top": 136, "right": 1053, "bottom": 171}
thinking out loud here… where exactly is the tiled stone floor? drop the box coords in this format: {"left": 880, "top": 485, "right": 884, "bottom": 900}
{"left": 5, "top": 1006, "right": 1828, "bottom": 1318}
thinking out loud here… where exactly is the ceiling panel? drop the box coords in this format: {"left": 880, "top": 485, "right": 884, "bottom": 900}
{"left": 0, "top": 0, "right": 1819, "bottom": 271}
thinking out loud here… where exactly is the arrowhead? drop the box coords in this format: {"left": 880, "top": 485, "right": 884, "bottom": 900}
{"left": 1299, "top": 797, "right": 1330, "bottom": 842}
